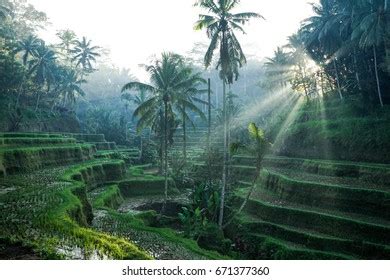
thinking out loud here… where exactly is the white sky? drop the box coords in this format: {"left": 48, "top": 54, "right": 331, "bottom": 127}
{"left": 28, "top": 0, "right": 317, "bottom": 81}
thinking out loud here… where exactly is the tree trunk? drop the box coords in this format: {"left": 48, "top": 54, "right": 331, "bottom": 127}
{"left": 353, "top": 48, "right": 362, "bottom": 91}
{"left": 333, "top": 59, "right": 343, "bottom": 100}
{"left": 218, "top": 80, "right": 227, "bottom": 228}
{"left": 35, "top": 92, "right": 41, "bottom": 112}
{"left": 373, "top": 46, "right": 384, "bottom": 107}
{"left": 223, "top": 163, "right": 262, "bottom": 229}
{"left": 162, "top": 99, "right": 169, "bottom": 213}
{"left": 207, "top": 78, "right": 211, "bottom": 152}
{"left": 182, "top": 106, "right": 187, "bottom": 163}
{"left": 139, "top": 135, "right": 143, "bottom": 162}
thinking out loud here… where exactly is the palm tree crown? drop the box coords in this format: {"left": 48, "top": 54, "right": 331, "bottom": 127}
{"left": 194, "top": 0, "right": 263, "bottom": 83}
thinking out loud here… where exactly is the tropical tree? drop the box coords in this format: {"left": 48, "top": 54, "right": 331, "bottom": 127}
{"left": 300, "top": 0, "right": 344, "bottom": 100}
{"left": 56, "top": 29, "right": 76, "bottom": 63}
{"left": 122, "top": 53, "right": 205, "bottom": 211}
{"left": 224, "top": 123, "right": 270, "bottom": 228}
{"left": 264, "top": 47, "right": 293, "bottom": 88}
{"left": 194, "top": 0, "right": 262, "bottom": 227}
{"left": 351, "top": 0, "right": 387, "bottom": 107}
{"left": 0, "top": 2, "right": 12, "bottom": 21}
{"left": 14, "top": 35, "right": 41, "bottom": 106}
{"left": 58, "top": 69, "right": 86, "bottom": 108}
{"left": 28, "top": 43, "right": 57, "bottom": 111}
{"left": 71, "top": 36, "right": 100, "bottom": 76}
{"left": 16, "top": 34, "right": 41, "bottom": 66}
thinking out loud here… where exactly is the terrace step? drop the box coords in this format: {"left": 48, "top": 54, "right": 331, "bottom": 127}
{"left": 263, "top": 156, "right": 390, "bottom": 185}
{"left": 236, "top": 189, "right": 390, "bottom": 246}
{"left": 234, "top": 217, "right": 390, "bottom": 259}
{"left": 0, "top": 144, "right": 95, "bottom": 176}
{"left": 257, "top": 169, "right": 390, "bottom": 220}
{"left": 0, "top": 137, "right": 77, "bottom": 147}
{"left": 246, "top": 233, "right": 353, "bottom": 260}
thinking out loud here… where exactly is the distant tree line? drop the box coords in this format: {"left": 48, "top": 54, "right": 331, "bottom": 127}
{"left": 0, "top": 0, "right": 101, "bottom": 127}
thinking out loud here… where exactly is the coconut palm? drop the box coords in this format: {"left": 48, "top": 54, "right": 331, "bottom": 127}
{"left": 71, "top": 36, "right": 100, "bottom": 75}
{"left": 28, "top": 43, "right": 57, "bottom": 111}
{"left": 0, "top": 2, "right": 12, "bottom": 21}
{"left": 122, "top": 53, "right": 205, "bottom": 211}
{"left": 300, "top": 0, "right": 344, "bottom": 99}
{"left": 16, "top": 35, "right": 41, "bottom": 66}
{"left": 194, "top": 0, "right": 263, "bottom": 228}
{"left": 59, "top": 69, "right": 86, "bottom": 108}
{"left": 14, "top": 35, "right": 42, "bottom": 106}
{"left": 56, "top": 29, "right": 76, "bottom": 63}
{"left": 351, "top": 0, "right": 387, "bottom": 107}
{"left": 264, "top": 47, "right": 293, "bottom": 87}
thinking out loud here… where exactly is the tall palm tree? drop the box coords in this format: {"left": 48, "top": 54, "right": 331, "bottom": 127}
{"left": 300, "top": 0, "right": 344, "bottom": 100}
{"left": 194, "top": 0, "right": 263, "bottom": 228}
{"left": 351, "top": 0, "right": 387, "bottom": 107}
{"left": 71, "top": 36, "right": 100, "bottom": 76}
{"left": 14, "top": 35, "right": 42, "bottom": 106}
{"left": 28, "top": 43, "right": 57, "bottom": 111}
{"left": 122, "top": 53, "right": 205, "bottom": 211}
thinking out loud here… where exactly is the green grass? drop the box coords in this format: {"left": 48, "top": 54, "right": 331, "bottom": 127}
{"left": 234, "top": 188, "right": 390, "bottom": 245}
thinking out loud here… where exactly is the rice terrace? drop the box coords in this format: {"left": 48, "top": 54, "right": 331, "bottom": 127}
{"left": 0, "top": 0, "right": 389, "bottom": 260}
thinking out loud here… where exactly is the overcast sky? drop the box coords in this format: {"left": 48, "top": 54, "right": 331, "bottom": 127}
{"left": 29, "top": 0, "right": 317, "bottom": 81}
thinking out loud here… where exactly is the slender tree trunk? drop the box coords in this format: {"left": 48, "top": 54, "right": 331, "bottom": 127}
{"left": 35, "top": 92, "right": 41, "bottom": 112}
{"left": 159, "top": 135, "right": 163, "bottom": 174}
{"left": 15, "top": 73, "right": 26, "bottom": 108}
{"left": 384, "top": 1, "right": 390, "bottom": 74}
{"left": 162, "top": 99, "right": 169, "bottom": 213}
{"left": 182, "top": 106, "right": 187, "bottom": 163}
{"left": 218, "top": 80, "right": 227, "bottom": 228}
{"left": 353, "top": 48, "right": 362, "bottom": 91}
{"left": 223, "top": 163, "right": 262, "bottom": 229}
{"left": 207, "top": 78, "right": 212, "bottom": 185}
{"left": 139, "top": 135, "right": 143, "bottom": 161}
{"left": 373, "top": 46, "right": 384, "bottom": 107}
{"left": 207, "top": 78, "right": 211, "bottom": 152}
{"left": 333, "top": 59, "right": 343, "bottom": 100}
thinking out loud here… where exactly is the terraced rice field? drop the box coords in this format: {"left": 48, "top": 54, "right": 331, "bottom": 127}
{"left": 230, "top": 155, "right": 390, "bottom": 259}
{"left": 0, "top": 133, "right": 223, "bottom": 260}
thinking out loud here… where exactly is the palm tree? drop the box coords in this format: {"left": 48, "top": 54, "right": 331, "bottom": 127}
{"left": 71, "top": 36, "right": 100, "bottom": 76}
{"left": 59, "top": 69, "right": 86, "bottom": 108}
{"left": 0, "top": 2, "right": 12, "bottom": 21}
{"left": 300, "top": 0, "right": 344, "bottom": 99}
{"left": 28, "top": 43, "right": 57, "bottom": 111}
{"left": 14, "top": 35, "right": 42, "bottom": 106}
{"left": 194, "top": 0, "right": 262, "bottom": 228}
{"left": 264, "top": 47, "right": 293, "bottom": 88}
{"left": 351, "top": 0, "right": 387, "bottom": 107}
{"left": 56, "top": 29, "right": 76, "bottom": 63}
{"left": 122, "top": 53, "right": 205, "bottom": 211}
{"left": 16, "top": 35, "right": 41, "bottom": 66}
